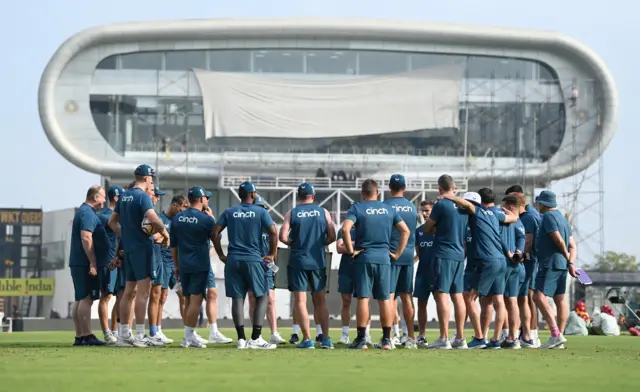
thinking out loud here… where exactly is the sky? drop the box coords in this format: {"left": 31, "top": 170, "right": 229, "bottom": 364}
{"left": 2, "top": 0, "right": 637, "bottom": 261}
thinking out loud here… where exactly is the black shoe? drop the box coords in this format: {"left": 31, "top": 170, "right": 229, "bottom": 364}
{"left": 316, "top": 334, "right": 323, "bottom": 343}
{"left": 348, "top": 337, "right": 368, "bottom": 350}
{"left": 289, "top": 333, "right": 299, "bottom": 344}
{"left": 500, "top": 339, "right": 517, "bottom": 349}
{"left": 380, "top": 337, "right": 392, "bottom": 350}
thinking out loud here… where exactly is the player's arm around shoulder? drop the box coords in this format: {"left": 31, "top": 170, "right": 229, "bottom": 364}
{"left": 323, "top": 207, "right": 337, "bottom": 245}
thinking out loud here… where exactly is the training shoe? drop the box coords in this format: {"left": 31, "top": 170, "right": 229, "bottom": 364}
{"left": 468, "top": 337, "right": 487, "bottom": 349}
{"left": 520, "top": 337, "right": 537, "bottom": 349}
{"left": 365, "top": 335, "right": 372, "bottom": 345}
{"left": 103, "top": 333, "right": 117, "bottom": 345}
{"left": 289, "top": 333, "right": 300, "bottom": 344}
{"left": 380, "top": 337, "right": 393, "bottom": 351}
{"left": 484, "top": 340, "right": 501, "bottom": 350}
{"left": 248, "top": 337, "right": 277, "bottom": 349}
{"left": 84, "top": 334, "right": 106, "bottom": 346}
{"left": 500, "top": 339, "right": 521, "bottom": 349}
{"left": 452, "top": 338, "right": 468, "bottom": 349}
{"left": 236, "top": 339, "right": 248, "bottom": 349}
{"left": 116, "top": 334, "right": 135, "bottom": 347}
{"left": 428, "top": 338, "right": 452, "bottom": 350}
{"left": 348, "top": 337, "right": 368, "bottom": 350}
{"left": 133, "top": 334, "right": 160, "bottom": 348}
{"left": 534, "top": 338, "right": 542, "bottom": 348}
{"left": 209, "top": 331, "right": 233, "bottom": 344}
{"left": 338, "top": 333, "right": 350, "bottom": 345}
{"left": 181, "top": 337, "right": 206, "bottom": 349}
{"left": 551, "top": 344, "right": 565, "bottom": 349}
{"left": 321, "top": 337, "right": 335, "bottom": 349}
{"left": 73, "top": 337, "right": 84, "bottom": 346}
{"left": 405, "top": 338, "right": 418, "bottom": 349}
{"left": 270, "top": 332, "right": 286, "bottom": 344}
{"left": 193, "top": 331, "right": 208, "bottom": 345}
{"left": 417, "top": 335, "right": 428, "bottom": 348}
{"left": 315, "top": 335, "right": 323, "bottom": 344}
{"left": 296, "top": 339, "right": 315, "bottom": 349}
{"left": 149, "top": 334, "right": 166, "bottom": 346}
{"left": 392, "top": 335, "right": 401, "bottom": 346}
{"left": 400, "top": 334, "right": 409, "bottom": 345}
{"left": 155, "top": 331, "right": 173, "bottom": 344}
{"left": 540, "top": 334, "right": 567, "bottom": 349}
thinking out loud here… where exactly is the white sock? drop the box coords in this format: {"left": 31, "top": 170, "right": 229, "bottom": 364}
{"left": 135, "top": 324, "right": 145, "bottom": 336}
{"left": 292, "top": 324, "right": 300, "bottom": 335}
{"left": 316, "top": 325, "right": 322, "bottom": 337}
{"left": 392, "top": 324, "right": 400, "bottom": 336}
{"left": 532, "top": 329, "right": 538, "bottom": 340}
{"left": 365, "top": 324, "right": 371, "bottom": 337}
{"left": 400, "top": 319, "right": 407, "bottom": 332}
{"left": 210, "top": 323, "right": 218, "bottom": 336}
{"left": 157, "top": 326, "right": 162, "bottom": 333}
{"left": 122, "top": 326, "right": 132, "bottom": 338}
{"left": 116, "top": 322, "right": 121, "bottom": 335}
{"left": 342, "top": 326, "right": 349, "bottom": 335}
{"left": 185, "top": 326, "right": 194, "bottom": 339}
{"left": 502, "top": 328, "right": 509, "bottom": 337}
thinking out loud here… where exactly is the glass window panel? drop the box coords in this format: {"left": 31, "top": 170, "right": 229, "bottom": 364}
{"left": 165, "top": 50, "right": 207, "bottom": 71}
{"left": 468, "top": 56, "right": 529, "bottom": 79}
{"left": 121, "top": 52, "right": 163, "bottom": 70}
{"left": 410, "top": 53, "right": 466, "bottom": 70}
{"left": 358, "top": 51, "right": 407, "bottom": 75}
{"left": 209, "top": 50, "right": 250, "bottom": 72}
{"left": 253, "top": 50, "right": 303, "bottom": 73}
{"left": 96, "top": 55, "right": 117, "bottom": 70}
{"left": 539, "top": 62, "right": 557, "bottom": 82}
{"left": 306, "top": 50, "right": 356, "bottom": 75}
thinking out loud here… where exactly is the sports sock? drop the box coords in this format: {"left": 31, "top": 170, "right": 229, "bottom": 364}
{"left": 357, "top": 327, "right": 366, "bottom": 340}
{"left": 251, "top": 326, "right": 263, "bottom": 341}
{"left": 116, "top": 322, "right": 121, "bottom": 335}
{"left": 210, "top": 323, "right": 218, "bottom": 336}
{"left": 150, "top": 325, "right": 158, "bottom": 337}
{"left": 365, "top": 324, "right": 371, "bottom": 337}
{"left": 236, "top": 326, "right": 246, "bottom": 341}
{"left": 400, "top": 319, "right": 407, "bottom": 334}
{"left": 383, "top": 327, "right": 391, "bottom": 340}
{"left": 342, "top": 326, "right": 349, "bottom": 335}
{"left": 531, "top": 329, "right": 538, "bottom": 340}
{"left": 185, "top": 326, "right": 194, "bottom": 339}
{"left": 135, "top": 324, "right": 145, "bottom": 336}
{"left": 103, "top": 329, "right": 110, "bottom": 338}
{"left": 292, "top": 324, "right": 300, "bottom": 335}
{"left": 392, "top": 324, "right": 399, "bottom": 336}
{"left": 316, "top": 325, "right": 322, "bottom": 337}
{"left": 550, "top": 326, "right": 560, "bottom": 338}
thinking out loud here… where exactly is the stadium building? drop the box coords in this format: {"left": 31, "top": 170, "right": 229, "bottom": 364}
{"left": 39, "top": 18, "right": 618, "bottom": 221}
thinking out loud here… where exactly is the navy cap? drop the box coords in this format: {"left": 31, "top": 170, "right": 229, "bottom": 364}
{"left": 297, "top": 182, "right": 315, "bottom": 197}
{"left": 536, "top": 190, "right": 557, "bottom": 208}
{"left": 204, "top": 190, "right": 212, "bottom": 198}
{"left": 188, "top": 186, "right": 207, "bottom": 200}
{"left": 154, "top": 184, "right": 166, "bottom": 196}
{"left": 134, "top": 164, "right": 156, "bottom": 177}
{"left": 107, "top": 185, "right": 124, "bottom": 201}
{"left": 239, "top": 181, "right": 256, "bottom": 194}
{"left": 254, "top": 195, "right": 266, "bottom": 207}
{"left": 389, "top": 174, "right": 406, "bottom": 189}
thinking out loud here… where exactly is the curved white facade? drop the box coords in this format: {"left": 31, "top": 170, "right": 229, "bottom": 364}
{"left": 38, "top": 18, "right": 618, "bottom": 182}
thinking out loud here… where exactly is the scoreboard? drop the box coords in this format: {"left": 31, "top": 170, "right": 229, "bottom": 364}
{"left": 0, "top": 208, "right": 43, "bottom": 278}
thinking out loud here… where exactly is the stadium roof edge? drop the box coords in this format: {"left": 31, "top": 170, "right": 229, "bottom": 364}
{"left": 38, "top": 18, "right": 618, "bottom": 180}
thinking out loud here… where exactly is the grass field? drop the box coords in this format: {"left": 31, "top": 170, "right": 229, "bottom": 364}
{"left": 1, "top": 329, "right": 638, "bottom": 391}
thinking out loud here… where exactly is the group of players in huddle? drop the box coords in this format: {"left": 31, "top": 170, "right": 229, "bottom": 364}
{"left": 68, "top": 164, "right": 576, "bottom": 350}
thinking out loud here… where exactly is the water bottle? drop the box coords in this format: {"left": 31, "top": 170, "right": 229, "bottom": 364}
{"left": 267, "top": 261, "right": 279, "bottom": 273}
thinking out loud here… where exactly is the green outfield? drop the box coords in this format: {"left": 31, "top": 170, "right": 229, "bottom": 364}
{"left": 1, "top": 329, "right": 638, "bottom": 392}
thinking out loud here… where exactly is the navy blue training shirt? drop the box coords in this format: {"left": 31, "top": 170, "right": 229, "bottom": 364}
{"left": 536, "top": 209, "right": 572, "bottom": 270}
{"left": 114, "top": 188, "right": 155, "bottom": 252}
{"left": 217, "top": 203, "right": 274, "bottom": 263}
{"left": 170, "top": 208, "right": 215, "bottom": 274}
{"left": 337, "top": 227, "right": 357, "bottom": 275}
{"left": 288, "top": 204, "right": 328, "bottom": 270}
{"left": 415, "top": 224, "right": 436, "bottom": 266}
{"left": 345, "top": 200, "right": 403, "bottom": 265}
{"left": 69, "top": 203, "right": 106, "bottom": 267}
{"left": 97, "top": 207, "right": 118, "bottom": 267}
{"left": 468, "top": 205, "right": 507, "bottom": 261}
{"left": 159, "top": 211, "right": 173, "bottom": 264}
{"left": 520, "top": 211, "right": 541, "bottom": 262}
{"left": 515, "top": 220, "right": 526, "bottom": 254}
{"left": 384, "top": 197, "right": 418, "bottom": 266}
{"left": 464, "top": 225, "right": 476, "bottom": 271}
{"left": 429, "top": 199, "right": 469, "bottom": 262}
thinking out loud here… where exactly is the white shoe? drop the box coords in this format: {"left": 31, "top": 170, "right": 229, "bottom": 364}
{"left": 452, "top": 338, "right": 468, "bottom": 349}
{"left": 400, "top": 334, "right": 409, "bottom": 345}
{"left": 104, "top": 333, "right": 117, "bottom": 345}
{"left": 116, "top": 334, "right": 134, "bottom": 347}
{"left": 236, "top": 339, "right": 248, "bottom": 349}
{"left": 417, "top": 336, "right": 429, "bottom": 348}
{"left": 193, "top": 331, "right": 208, "bottom": 345}
{"left": 428, "top": 338, "right": 452, "bottom": 350}
{"left": 248, "top": 336, "right": 277, "bottom": 349}
{"left": 365, "top": 335, "right": 372, "bottom": 345}
{"left": 405, "top": 338, "right": 418, "bottom": 349}
{"left": 270, "top": 332, "right": 286, "bottom": 344}
{"left": 134, "top": 334, "right": 163, "bottom": 347}
{"left": 209, "top": 331, "right": 233, "bottom": 344}
{"left": 520, "top": 338, "right": 537, "bottom": 349}
{"left": 551, "top": 344, "right": 565, "bottom": 349}
{"left": 392, "top": 335, "right": 401, "bottom": 346}
{"left": 540, "top": 334, "right": 567, "bottom": 349}
{"left": 534, "top": 338, "right": 542, "bottom": 348}
{"left": 180, "top": 337, "right": 206, "bottom": 348}
{"left": 155, "top": 331, "right": 173, "bottom": 344}
{"left": 338, "top": 333, "right": 350, "bottom": 345}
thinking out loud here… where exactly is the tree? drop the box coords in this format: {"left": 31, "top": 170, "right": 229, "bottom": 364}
{"left": 587, "top": 251, "right": 639, "bottom": 272}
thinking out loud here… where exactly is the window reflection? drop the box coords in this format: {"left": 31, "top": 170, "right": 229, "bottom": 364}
{"left": 467, "top": 56, "right": 529, "bottom": 79}
{"left": 253, "top": 50, "right": 303, "bottom": 73}
{"left": 166, "top": 51, "right": 207, "bottom": 71}
{"left": 358, "top": 51, "right": 407, "bottom": 75}
{"left": 411, "top": 53, "right": 466, "bottom": 70}
{"left": 306, "top": 51, "right": 356, "bottom": 75}
{"left": 96, "top": 56, "right": 117, "bottom": 70}
{"left": 121, "top": 52, "right": 163, "bottom": 70}
{"left": 209, "top": 50, "right": 250, "bottom": 72}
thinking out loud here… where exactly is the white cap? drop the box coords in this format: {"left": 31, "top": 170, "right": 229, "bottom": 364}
{"left": 463, "top": 192, "right": 481, "bottom": 205}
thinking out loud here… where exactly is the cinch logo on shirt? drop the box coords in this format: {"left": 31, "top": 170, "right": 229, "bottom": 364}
{"left": 296, "top": 210, "right": 321, "bottom": 218}
{"left": 420, "top": 241, "right": 433, "bottom": 248}
{"left": 178, "top": 216, "right": 198, "bottom": 224}
{"left": 366, "top": 208, "right": 388, "bottom": 215}
{"left": 121, "top": 195, "right": 134, "bottom": 202}
{"left": 518, "top": 227, "right": 525, "bottom": 234}
{"left": 481, "top": 210, "right": 495, "bottom": 216}
{"left": 392, "top": 205, "right": 413, "bottom": 212}
{"left": 467, "top": 236, "right": 473, "bottom": 242}
{"left": 233, "top": 211, "right": 256, "bottom": 218}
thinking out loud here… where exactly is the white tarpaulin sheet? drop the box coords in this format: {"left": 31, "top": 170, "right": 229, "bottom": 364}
{"left": 193, "top": 65, "right": 464, "bottom": 139}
